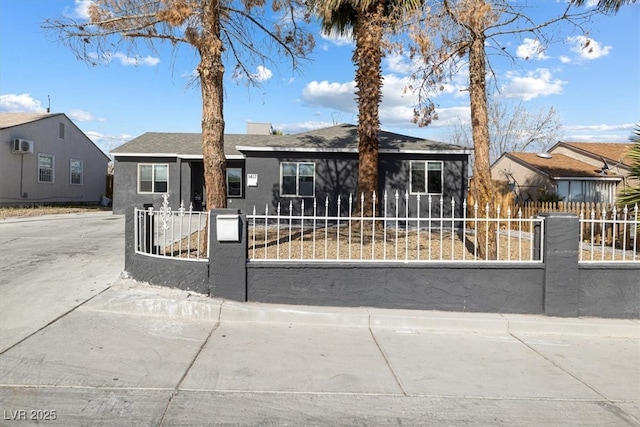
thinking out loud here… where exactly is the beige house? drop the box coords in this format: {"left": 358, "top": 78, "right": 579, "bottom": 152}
{"left": 1, "top": 113, "right": 110, "bottom": 206}
{"left": 491, "top": 141, "right": 634, "bottom": 205}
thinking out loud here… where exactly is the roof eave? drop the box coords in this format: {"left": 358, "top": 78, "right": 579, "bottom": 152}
{"left": 111, "top": 152, "right": 244, "bottom": 160}
{"left": 235, "top": 146, "right": 472, "bottom": 155}
{"left": 550, "top": 175, "right": 622, "bottom": 181}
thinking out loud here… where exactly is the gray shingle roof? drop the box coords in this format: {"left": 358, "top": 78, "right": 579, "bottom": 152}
{"left": 0, "top": 112, "right": 64, "bottom": 129}
{"left": 111, "top": 124, "right": 470, "bottom": 158}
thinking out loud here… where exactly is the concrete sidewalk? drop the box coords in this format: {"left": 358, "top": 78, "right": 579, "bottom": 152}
{"left": 1, "top": 279, "right": 639, "bottom": 426}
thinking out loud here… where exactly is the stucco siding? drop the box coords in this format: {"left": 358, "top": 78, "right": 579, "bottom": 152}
{"left": 242, "top": 152, "right": 468, "bottom": 217}
{"left": 491, "top": 156, "right": 553, "bottom": 201}
{"left": 1, "top": 114, "right": 109, "bottom": 206}
{"left": 113, "top": 157, "right": 181, "bottom": 214}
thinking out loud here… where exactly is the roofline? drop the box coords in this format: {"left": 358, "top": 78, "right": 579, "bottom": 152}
{"left": 235, "top": 146, "right": 472, "bottom": 155}
{"left": 552, "top": 141, "right": 631, "bottom": 167}
{"left": 0, "top": 112, "right": 65, "bottom": 129}
{"left": 501, "top": 153, "right": 551, "bottom": 178}
{"left": 551, "top": 176, "right": 622, "bottom": 181}
{"left": 502, "top": 153, "right": 624, "bottom": 180}
{"left": 111, "top": 152, "right": 244, "bottom": 160}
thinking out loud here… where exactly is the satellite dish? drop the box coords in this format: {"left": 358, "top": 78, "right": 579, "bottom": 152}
{"left": 536, "top": 153, "right": 552, "bottom": 159}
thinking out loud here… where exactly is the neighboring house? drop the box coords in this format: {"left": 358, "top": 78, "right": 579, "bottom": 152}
{"left": 0, "top": 113, "right": 111, "bottom": 207}
{"left": 491, "top": 141, "right": 634, "bottom": 205}
{"left": 111, "top": 123, "right": 471, "bottom": 216}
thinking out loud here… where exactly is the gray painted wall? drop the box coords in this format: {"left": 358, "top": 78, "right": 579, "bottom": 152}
{"left": 1, "top": 115, "right": 109, "bottom": 206}
{"left": 113, "top": 157, "right": 185, "bottom": 214}
{"left": 247, "top": 263, "right": 544, "bottom": 313}
{"left": 123, "top": 209, "right": 640, "bottom": 319}
{"left": 123, "top": 211, "right": 210, "bottom": 295}
{"left": 242, "top": 152, "right": 468, "bottom": 217}
{"left": 114, "top": 151, "right": 469, "bottom": 216}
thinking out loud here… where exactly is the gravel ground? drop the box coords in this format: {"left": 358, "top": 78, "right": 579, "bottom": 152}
{"left": 248, "top": 224, "right": 537, "bottom": 262}
{"left": 0, "top": 205, "right": 110, "bottom": 220}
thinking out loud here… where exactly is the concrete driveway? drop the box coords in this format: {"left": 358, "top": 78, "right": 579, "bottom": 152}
{"left": 0, "top": 212, "right": 124, "bottom": 352}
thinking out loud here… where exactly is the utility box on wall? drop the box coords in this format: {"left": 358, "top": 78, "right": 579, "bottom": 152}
{"left": 216, "top": 214, "right": 240, "bottom": 242}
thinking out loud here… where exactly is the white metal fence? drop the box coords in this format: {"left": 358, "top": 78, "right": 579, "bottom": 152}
{"left": 579, "top": 204, "right": 639, "bottom": 262}
{"left": 248, "top": 191, "right": 544, "bottom": 263}
{"left": 134, "top": 194, "right": 208, "bottom": 261}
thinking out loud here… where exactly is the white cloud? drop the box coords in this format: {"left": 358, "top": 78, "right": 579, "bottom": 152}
{"left": 0, "top": 93, "right": 46, "bottom": 112}
{"left": 567, "top": 36, "right": 611, "bottom": 60}
{"left": 319, "top": 30, "right": 354, "bottom": 47}
{"left": 302, "top": 80, "right": 357, "bottom": 113}
{"left": 500, "top": 68, "right": 565, "bottom": 101}
{"left": 428, "top": 106, "right": 471, "bottom": 128}
{"left": 73, "top": 0, "right": 93, "bottom": 20}
{"left": 384, "top": 53, "right": 418, "bottom": 75}
{"left": 559, "top": 56, "right": 572, "bottom": 64}
{"left": 582, "top": 0, "right": 599, "bottom": 8}
{"left": 252, "top": 66, "right": 273, "bottom": 82}
{"left": 63, "top": 0, "right": 93, "bottom": 20}
{"left": 68, "top": 109, "right": 105, "bottom": 122}
{"left": 516, "top": 38, "right": 549, "bottom": 60}
{"left": 562, "top": 123, "right": 635, "bottom": 143}
{"left": 85, "top": 131, "right": 133, "bottom": 156}
{"left": 94, "top": 52, "right": 160, "bottom": 66}
{"left": 279, "top": 121, "right": 336, "bottom": 134}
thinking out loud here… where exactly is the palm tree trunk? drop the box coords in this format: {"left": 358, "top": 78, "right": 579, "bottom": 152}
{"left": 354, "top": 1, "right": 384, "bottom": 217}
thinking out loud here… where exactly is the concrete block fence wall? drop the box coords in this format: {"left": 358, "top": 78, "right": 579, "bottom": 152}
{"left": 124, "top": 209, "right": 640, "bottom": 319}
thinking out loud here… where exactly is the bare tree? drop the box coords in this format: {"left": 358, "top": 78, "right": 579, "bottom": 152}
{"left": 450, "top": 98, "right": 564, "bottom": 163}
{"left": 405, "top": 0, "right": 596, "bottom": 258}
{"left": 43, "top": 0, "right": 314, "bottom": 210}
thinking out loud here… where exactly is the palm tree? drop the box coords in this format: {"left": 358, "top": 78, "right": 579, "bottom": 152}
{"left": 310, "top": 0, "right": 421, "bottom": 215}
{"left": 569, "top": 0, "right": 637, "bottom": 13}
{"left": 617, "top": 125, "right": 640, "bottom": 208}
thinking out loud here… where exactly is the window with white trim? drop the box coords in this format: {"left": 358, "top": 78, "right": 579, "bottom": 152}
{"left": 38, "top": 153, "right": 55, "bottom": 183}
{"left": 556, "top": 180, "right": 615, "bottom": 204}
{"left": 281, "top": 162, "right": 315, "bottom": 197}
{"left": 227, "top": 167, "right": 243, "bottom": 197}
{"left": 70, "top": 159, "right": 83, "bottom": 185}
{"left": 138, "top": 164, "right": 168, "bottom": 193}
{"left": 410, "top": 161, "right": 443, "bottom": 194}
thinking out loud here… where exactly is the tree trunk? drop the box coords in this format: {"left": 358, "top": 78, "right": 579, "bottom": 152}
{"left": 199, "top": 0, "right": 227, "bottom": 211}
{"left": 354, "top": 1, "right": 384, "bottom": 216}
{"left": 468, "top": 32, "right": 497, "bottom": 259}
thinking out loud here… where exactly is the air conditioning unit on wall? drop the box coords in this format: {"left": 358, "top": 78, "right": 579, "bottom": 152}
{"left": 12, "top": 138, "right": 34, "bottom": 154}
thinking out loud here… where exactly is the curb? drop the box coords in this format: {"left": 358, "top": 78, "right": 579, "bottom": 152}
{"left": 92, "top": 279, "right": 639, "bottom": 338}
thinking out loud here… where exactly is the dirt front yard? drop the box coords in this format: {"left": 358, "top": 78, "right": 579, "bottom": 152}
{"left": 0, "top": 205, "right": 111, "bottom": 220}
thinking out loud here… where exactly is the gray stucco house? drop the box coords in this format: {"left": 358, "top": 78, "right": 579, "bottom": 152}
{"left": 1, "top": 113, "right": 111, "bottom": 207}
{"left": 110, "top": 124, "right": 471, "bottom": 216}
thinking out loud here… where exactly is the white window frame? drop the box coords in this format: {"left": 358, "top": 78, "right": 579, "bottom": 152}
{"left": 226, "top": 167, "right": 243, "bottom": 198}
{"left": 280, "top": 162, "right": 316, "bottom": 197}
{"left": 556, "top": 179, "right": 616, "bottom": 204}
{"left": 70, "top": 159, "right": 83, "bottom": 185}
{"left": 137, "top": 163, "right": 169, "bottom": 194}
{"left": 409, "top": 160, "right": 443, "bottom": 195}
{"left": 38, "top": 153, "right": 55, "bottom": 184}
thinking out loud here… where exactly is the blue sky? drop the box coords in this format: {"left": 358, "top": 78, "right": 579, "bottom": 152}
{"left": 1, "top": 0, "right": 638, "bottom": 157}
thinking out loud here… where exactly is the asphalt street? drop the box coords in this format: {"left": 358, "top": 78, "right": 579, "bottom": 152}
{"left": 0, "top": 212, "right": 638, "bottom": 426}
